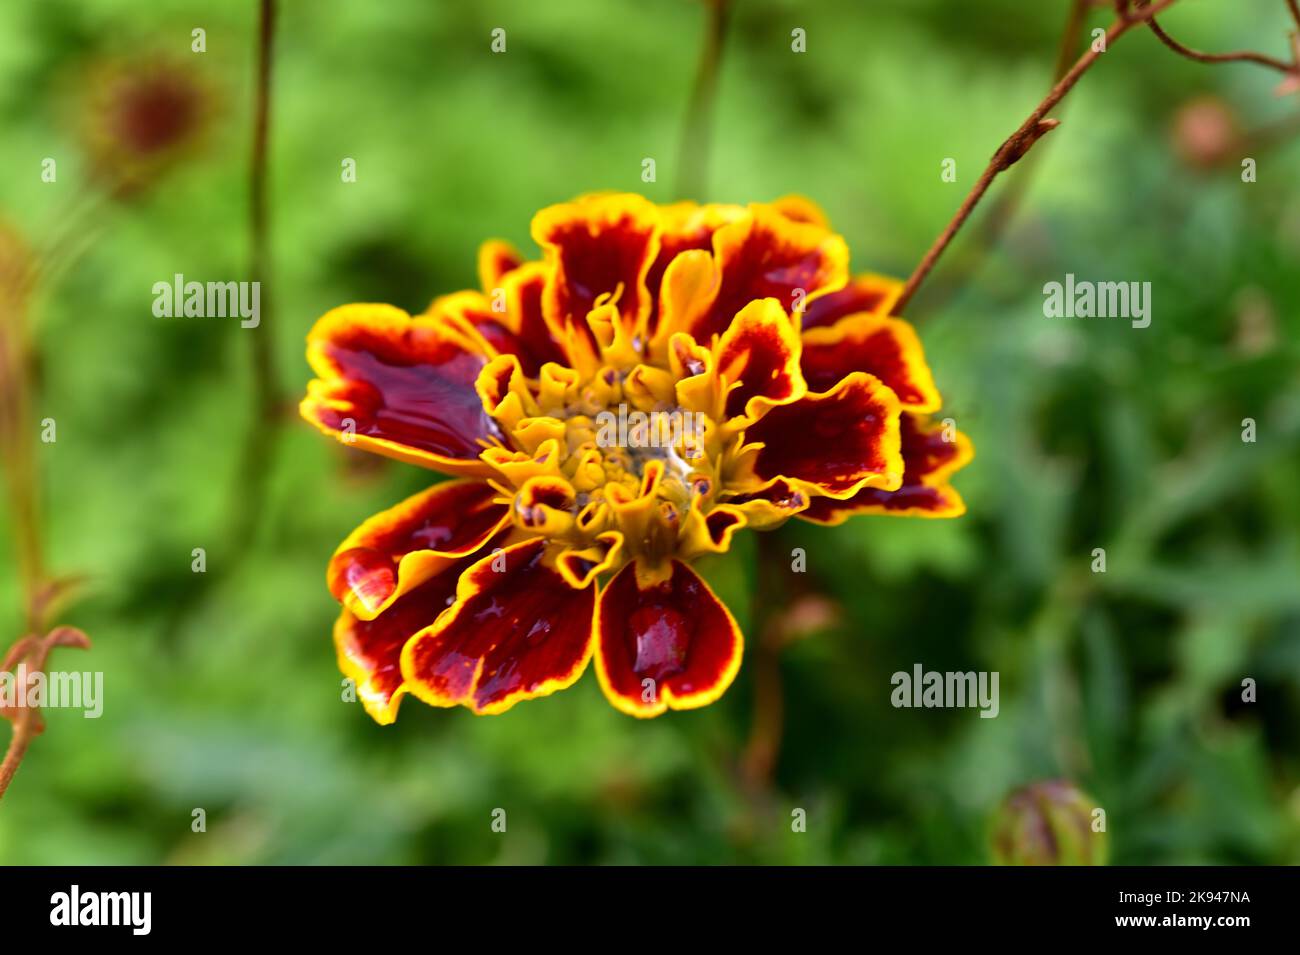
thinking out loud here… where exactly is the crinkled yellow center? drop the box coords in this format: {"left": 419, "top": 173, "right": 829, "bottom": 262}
{"left": 478, "top": 325, "right": 741, "bottom": 584}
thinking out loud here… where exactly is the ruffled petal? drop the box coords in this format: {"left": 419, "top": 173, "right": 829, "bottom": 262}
{"left": 650, "top": 250, "right": 719, "bottom": 360}
{"left": 801, "top": 272, "right": 903, "bottom": 332}
{"left": 737, "top": 371, "right": 903, "bottom": 499}
{"left": 726, "top": 477, "right": 811, "bottom": 529}
{"left": 800, "top": 414, "right": 973, "bottom": 523}
{"left": 477, "top": 239, "right": 524, "bottom": 293}
{"left": 476, "top": 353, "right": 539, "bottom": 434}
{"left": 768, "top": 194, "right": 830, "bottom": 228}
{"left": 502, "top": 261, "right": 570, "bottom": 375}
{"left": 646, "top": 202, "right": 744, "bottom": 332}
{"left": 800, "top": 313, "right": 940, "bottom": 411}
{"left": 328, "top": 480, "right": 509, "bottom": 620}
{"left": 713, "top": 298, "right": 806, "bottom": 421}
{"left": 426, "top": 290, "right": 506, "bottom": 357}
{"left": 301, "top": 304, "right": 502, "bottom": 474}
{"left": 689, "top": 204, "right": 848, "bottom": 344}
{"left": 678, "top": 502, "right": 746, "bottom": 559}
{"left": 333, "top": 568, "right": 464, "bottom": 725}
{"left": 433, "top": 268, "right": 567, "bottom": 379}
{"left": 594, "top": 559, "right": 743, "bottom": 717}
{"left": 400, "top": 538, "right": 597, "bottom": 714}
{"left": 555, "top": 531, "right": 624, "bottom": 589}
{"left": 531, "top": 193, "right": 661, "bottom": 355}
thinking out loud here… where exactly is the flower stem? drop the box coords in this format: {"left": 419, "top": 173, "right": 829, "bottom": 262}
{"left": 740, "top": 531, "right": 791, "bottom": 791}
{"left": 676, "top": 0, "right": 731, "bottom": 200}
{"left": 0, "top": 271, "right": 46, "bottom": 633}
{"left": 230, "top": 0, "right": 281, "bottom": 549}
{"left": 0, "top": 627, "right": 91, "bottom": 803}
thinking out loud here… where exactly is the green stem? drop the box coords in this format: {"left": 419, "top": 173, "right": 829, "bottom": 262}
{"left": 675, "top": 0, "right": 731, "bottom": 200}
{"left": 229, "top": 0, "right": 281, "bottom": 551}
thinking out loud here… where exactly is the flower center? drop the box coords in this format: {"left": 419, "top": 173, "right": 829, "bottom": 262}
{"left": 489, "top": 358, "right": 727, "bottom": 572}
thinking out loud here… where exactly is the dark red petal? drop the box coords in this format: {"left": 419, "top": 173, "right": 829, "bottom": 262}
{"left": 690, "top": 205, "right": 847, "bottom": 343}
{"left": 400, "top": 538, "right": 596, "bottom": 714}
{"left": 504, "top": 262, "right": 569, "bottom": 375}
{"left": 800, "top": 313, "right": 940, "bottom": 411}
{"left": 595, "top": 559, "right": 742, "bottom": 717}
{"left": 532, "top": 194, "right": 660, "bottom": 351}
{"left": 704, "top": 508, "right": 744, "bottom": 548}
{"left": 301, "top": 304, "right": 500, "bottom": 473}
{"left": 645, "top": 202, "right": 744, "bottom": 335}
{"left": 714, "top": 298, "right": 806, "bottom": 420}
{"left": 477, "top": 239, "right": 524, "bottom": 293}
{"left": 801, "top": 272, "right": 903, "bottom": 331}
{"left": 328, "top": 480, "right": 508, "bottom": 619}
{"left": 799, "top": 414, "right": 973, "bottom": 523}
{"left": 434, "top": 276, "right": 566, "bottom": 379}
{"left": 741, "top": 372, "right": 903, "bottom": 498}
{"left": 334, "top": 569, "right": 461, "bottom": 725}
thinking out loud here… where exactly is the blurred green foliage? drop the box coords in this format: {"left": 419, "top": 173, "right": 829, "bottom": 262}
{"left": 0, "top": 0, "right": 1297, "bottom": 864}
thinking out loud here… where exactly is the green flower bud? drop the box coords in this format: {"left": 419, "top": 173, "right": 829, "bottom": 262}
{"left": 990, "top": 780, "right": 1108, "bottom": 866}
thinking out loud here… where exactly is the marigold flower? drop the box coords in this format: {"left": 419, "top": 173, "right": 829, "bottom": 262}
{"left": 300, "top": 193, "right": 972, "bottom": 721}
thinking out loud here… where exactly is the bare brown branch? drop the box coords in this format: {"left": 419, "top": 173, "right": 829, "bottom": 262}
{"left": 1146, "top": 16, "right": 1296, "bottom": 73}
{"left": 894, "top": 0, "right": 1297, "bottom": 314}
{"left": 914, "top": 0, "right": 1091, "bottom": 315}
{"left": 0, "top": 627, "right": 92, "bottom": 802}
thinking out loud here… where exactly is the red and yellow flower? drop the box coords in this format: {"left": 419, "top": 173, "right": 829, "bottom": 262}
{"left": 300, "top": 193, "right": 972, "bottom": 722}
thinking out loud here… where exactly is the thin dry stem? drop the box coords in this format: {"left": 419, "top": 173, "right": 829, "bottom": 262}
{"left": 895, "top": 0, "right": 1186, "bottom": 314}
{"left": 907, "top": 0, "right": 1300, "bottom": 315}
{"left": 0, "top": 627, "right": 91, "bottom": 802}
{"left": 1146, "top": 15, "right": 1296, "bottom": 73}
{"left": 915, "top": 0, "right": 1092, "bottom": 315}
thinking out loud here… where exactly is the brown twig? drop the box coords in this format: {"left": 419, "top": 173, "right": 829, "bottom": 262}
{"left": 905, "top": 0, "right": 1300, "bottom": 316}
{"left": 1146, "top": 15, "right": 1296, "bottom": 73}
{"left": 913, "top": 0, "right": 1092, "bottom": 315}
{"left": 0, "top": 637, "right": 39, "bottom": 674}
{"left": 676, "top": 0, "right": 731, "bottom": 200}
{"left": 0, "top": 297, "right": 75, "bottom": 800}
{"left": 0, "top": 626, "right": 91, "bottom": 802}
{"left": 895, "top": 0, "right": 1190, "bottom": 314}
{"left": 0, "top": 714, "right": 35, "bottom": 803}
